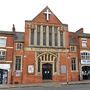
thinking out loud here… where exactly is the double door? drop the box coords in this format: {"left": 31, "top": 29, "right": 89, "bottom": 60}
{"left": 42, "top": 63, "right": 52, "bottom": 80}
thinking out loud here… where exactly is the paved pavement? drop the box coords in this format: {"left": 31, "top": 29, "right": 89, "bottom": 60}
{"left": 0, "top": 80, "right": 90, "bottom": 89}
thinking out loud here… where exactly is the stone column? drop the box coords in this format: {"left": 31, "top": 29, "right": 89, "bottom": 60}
{"left": 58, "top": 27, "right": 60, "bottom": 47}
{"left": 63, "top": 31, "right": 66, "bottom": 47}
{"left": 34, "top": 25, "right": 37, "bottom": 46}
{"left": 40, "top": 25, "right": 43, "bottom": 46}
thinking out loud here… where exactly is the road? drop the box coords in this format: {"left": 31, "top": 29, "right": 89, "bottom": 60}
{"left": 2, "top": 84, "right": 90, "bottom": 90}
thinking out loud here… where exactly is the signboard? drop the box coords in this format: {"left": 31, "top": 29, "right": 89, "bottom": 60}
{"left": 60, "top": 65, "right": 66, "bottom": 74}
{"left": 81, "top": 60, "right": 90, "bottom": 64}
{"left": 16, "top": 70, "right": 21, "bottom": 77}
{"left": 28, "top": 65, "right": 34, "bottom": 74}
{"left": 0, "top": 64, "right": 10, "bottom": 71}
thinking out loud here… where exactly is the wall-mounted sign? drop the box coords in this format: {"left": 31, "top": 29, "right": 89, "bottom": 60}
{"left": 28, "top": 65, "right": 34, "bottom": 74}
{"left": 60, "top": 65, "right": 66, "bottom": 74}
{"left": 16, "top": 70, "right": 21, "bottom": 77}
{"left": 81, "top": 60, "right": 90, "bottom": 64}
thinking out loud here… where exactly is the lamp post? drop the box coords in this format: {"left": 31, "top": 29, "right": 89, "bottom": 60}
{"left": 65, "top": 37, "right": 70, "bottom": 85}
{"left": 66, "top": 48, "right": 69, "bottom": 85}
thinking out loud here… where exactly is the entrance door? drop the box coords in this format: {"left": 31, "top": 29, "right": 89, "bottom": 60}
{"left": 0, "top": 69, "right": 8, "bottom": 84}
{"left": 42, "top": 63, "right": 52, "bottom": 80}
{"left": 82, "top": 66, "right": 90, "bottom": 80}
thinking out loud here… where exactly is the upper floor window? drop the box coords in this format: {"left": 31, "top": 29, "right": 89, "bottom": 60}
{"left": 81, "top": 52, "right": 90, "bottom": 60}
{"left": 70, "top": 46, "right": 76, "bottom": 52}
{"left": 16, "top": 43, "right": 23, "bottom": 50}
{"left": 37, "top": 25, "right": 41, "bottom": 45}
{"left": 60, "top": 31, "right": 63, "bottom": 47}
{"left": 31, "top": 29, "right": 34, "bottom": 45}
{"left": 54, "top": 27, "right": 58, "bottom": 46}
{"left": 0, "top": 37, "right": 6, "bottom": 47}
{"left": 71, "top": 58, "right": 77, "bottom": 71}
{"left": 15, "top": 56, "right": 22, "bottom": 70}
{"left": 81, "top": 38, "right": 87, "bottom": 48}
{"left": 0, "top": 50, "right": 6, "bottom": 60}
{"left": 43, "top": 26, "right": 46, "bottom": 46}
{"left": 49, "top": 26, "right": 52, "bottom": 46}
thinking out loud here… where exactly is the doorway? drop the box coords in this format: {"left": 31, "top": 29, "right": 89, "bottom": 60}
{"left": 82, "top": 66, "right": 90, "bottom": 80}
{"left": 42, "top": 63, "right": 52, "bottom": 80}
{"left": 0, "top": 69, "right": 8, "bottom": 84}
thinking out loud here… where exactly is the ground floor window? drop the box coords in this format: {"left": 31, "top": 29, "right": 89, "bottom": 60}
{"left": 71, "top": 58, "right": 76, "bottom": 71}
{"left": 15, "top": 56, "right": 22, "bottom": 70}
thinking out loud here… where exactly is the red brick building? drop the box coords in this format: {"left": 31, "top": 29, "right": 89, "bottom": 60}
{"left": 0, "top": 30, "right": 14, "bottom": 84}
{"left": 0, "top": 6, "right": 90, "bottom": 84}
{"left": 21, "top": 6, "right": 79, "bottom": 84}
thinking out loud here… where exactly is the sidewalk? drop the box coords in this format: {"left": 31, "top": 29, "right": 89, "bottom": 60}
{"left": 0, "top": 80, "right": 90, "bottom": 89}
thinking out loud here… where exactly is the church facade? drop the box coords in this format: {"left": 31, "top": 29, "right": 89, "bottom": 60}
{"left": 20, "top": 6, "right": 79, "bottom": 84}
{"left": 0, "top": 6, "right": 90, "bottom": 84}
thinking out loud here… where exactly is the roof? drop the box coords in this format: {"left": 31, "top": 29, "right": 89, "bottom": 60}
{"left": 0, "top": 31, "right": 14, "bottom": 35}
{"left": 69, "top": 32, "right": 78, "bottom": 46}
{"left": 77, "top": 33, "right": 90, "bottom": 38}
{"left": 14, "top": 32, "right": 24, "bottom": 42}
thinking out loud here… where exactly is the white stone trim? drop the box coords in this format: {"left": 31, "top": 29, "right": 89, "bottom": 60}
{"left": 34, "top": 25, "right": 37, "bottom": 45}
{"left": 58, "top": 27, "right": 60, "bottom": 47}
{"left": 0, "top": 49, "right": 6, "bottom": 51}
{"left": 0, "top": 61, "right": 12, "bottom": 63}
{"left": 29, "top": 27, "right": 31, "bottom": 46}
{"left": 6, "top": 47, "right": 13, "bottom": 49}
{"left": 36, "top": 52, "right": 58, "bottom": 75}
{"left": 0, "top": 36, "right": 7, "bottom": 39}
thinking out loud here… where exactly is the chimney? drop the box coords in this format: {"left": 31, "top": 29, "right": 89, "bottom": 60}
{"left": 12, "top": 24, "right": 15, "bottom": 32}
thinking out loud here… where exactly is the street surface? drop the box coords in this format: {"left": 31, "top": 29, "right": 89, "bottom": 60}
{"left": 2, "top": 84, "right": 90, "bottom": 90}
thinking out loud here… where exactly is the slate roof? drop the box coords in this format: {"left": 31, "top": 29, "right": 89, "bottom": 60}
{"left": 14, "top": 32, "right": 24, "bottom": 42}
{"left": 0, "top": 31, "right": 14, "bottom": 35}
{"left": 77, "top": 33, "right": 90, "bottom": 38}
{"left": 69, "top": 32, "right": 78, "bottom": 46}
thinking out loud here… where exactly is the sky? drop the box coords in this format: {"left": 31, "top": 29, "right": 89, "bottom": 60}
{"left": 0, "top": 0, "right": 90, "bottom": 33}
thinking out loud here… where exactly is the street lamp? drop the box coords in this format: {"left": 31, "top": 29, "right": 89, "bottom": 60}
{"left": 66, "top": 49, "right": 69, "bottom": 85}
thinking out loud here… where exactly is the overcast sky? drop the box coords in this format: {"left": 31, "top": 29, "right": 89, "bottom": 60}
{"left": 0, "top": 0, "right": 90, "bottom": 33}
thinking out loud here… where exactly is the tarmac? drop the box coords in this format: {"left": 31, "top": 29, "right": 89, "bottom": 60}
{"left": 0, "top": 80, "right": 90, "bottom": 89}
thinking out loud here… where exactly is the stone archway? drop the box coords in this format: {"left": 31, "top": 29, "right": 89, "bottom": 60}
{"left": 36, "top": 52, "right": 58, "bottom": 79}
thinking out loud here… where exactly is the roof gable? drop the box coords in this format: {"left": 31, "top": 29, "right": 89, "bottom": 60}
{"left": 32, "top": 6, "right": 62, "bottom": 25}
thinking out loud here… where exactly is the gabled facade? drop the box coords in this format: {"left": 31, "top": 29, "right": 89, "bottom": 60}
{"left": 22, "top": 6, "right": 75, "bottom": 84}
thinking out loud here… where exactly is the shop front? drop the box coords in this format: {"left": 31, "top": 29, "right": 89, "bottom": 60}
{"left": 0, "top": 64, "right": 10, "bottom": 84}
